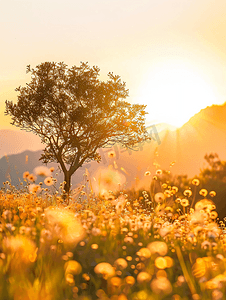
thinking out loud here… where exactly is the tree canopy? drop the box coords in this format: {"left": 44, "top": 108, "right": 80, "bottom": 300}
{"left": 5, "top": 61, "right": 150, "bottom": 195}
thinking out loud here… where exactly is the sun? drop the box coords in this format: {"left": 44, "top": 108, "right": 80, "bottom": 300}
{"left": 134, "top": 61, "right": 219, "bottom": 128}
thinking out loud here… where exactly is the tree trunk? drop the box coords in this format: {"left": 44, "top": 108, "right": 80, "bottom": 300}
{"left": 62, "top": 163, "right": 80, "bottom": 204}
{"left": 62, "top": 171, "right": 71, "bottom": 203}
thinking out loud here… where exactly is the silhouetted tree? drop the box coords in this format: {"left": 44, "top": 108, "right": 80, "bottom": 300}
{"left": 5, "top": 62, "right": 150, "bottom": 197}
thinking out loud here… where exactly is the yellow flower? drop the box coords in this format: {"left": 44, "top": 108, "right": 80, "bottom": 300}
{"left": 28, "top": 174, "right": 37, "bottom": 182}
{"left": 199, "top": 189, "right": 208, "bottom": 197}
{"left": 192, "top": 179, "right": 200, "bottom": 186}
{"left": 156, "top": 169, "right": 162, "bottom": 175}
{"left": 209, "top": 191, "right": 216, "bottom": 197}
{"left": 171, "top": 186, "right": 178, "bottom": 194}
{"left": 164, "top": 190, "right": 172, "bottom": 198}
{"left": 44, "top": 177, "right": 54, "bottom": 186}
{"left": 183, "top": 189, "right": 192, "bottom": 197}
{"left": 209, "top": 211, "right": 218, "bottom": 219}
{"left": 23, "top": 171, "right": 30, "bottom": 179}
{"left": 144, "top": 171, "right": 151, "bottom": 176}
{"left": 154, "top": 193, "right": 165, "bottom": 203}
{"left": 181, "top": 199, "right": 189, "bottom": 207}
{"left": 108, "top": 151, "right": 116, "bottom": 158}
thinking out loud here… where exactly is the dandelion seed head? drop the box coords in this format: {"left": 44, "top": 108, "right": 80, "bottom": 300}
{"left": 154, "top": 193, "right": 165, "bottom": 203}
{"left": 34, "top": 166, "right": 51, "bottom": 177}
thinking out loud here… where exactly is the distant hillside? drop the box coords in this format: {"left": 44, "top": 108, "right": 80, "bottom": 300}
{"left": 0, "top": 150, "right": 103, "bottom": 190}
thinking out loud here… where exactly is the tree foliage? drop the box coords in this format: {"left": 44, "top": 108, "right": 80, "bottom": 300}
{"left": 5, "top": 62, "right": 150, "bottom": 194}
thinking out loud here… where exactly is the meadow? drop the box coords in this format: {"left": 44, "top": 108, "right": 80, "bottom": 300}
{"left": 0, "top": 166, "right": 225, "bottom": 300}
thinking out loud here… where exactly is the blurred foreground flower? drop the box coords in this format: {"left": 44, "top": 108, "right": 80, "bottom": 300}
{"left": 114, "top": 258, "right": 128, "bottom": 270}
{"left": 94, "top": 262, "right": 115, "bottom": 279}
{"left": 195, "top": 199, "right": 214, "bottom": 211}
{"left": 150, "top": 277, "right": 172, "bottom": 295}
{"left": 64, "top": 260, "right": 82, "bottom": 275}
{"left": 3, "top": 235, "right": 37, "bottom": 271}
{"left": 137, "top": 271, "right": 152, "bottom": 283}
{"left": 147, "top": 241, "right": 168, "bottom": 256}
{"left": 92, "top": 168, "right": 126, "bottom": 199}
{"left": 44, "top": 208, "right": 85, "bottom": 249}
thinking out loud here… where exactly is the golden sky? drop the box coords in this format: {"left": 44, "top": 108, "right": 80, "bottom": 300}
{"left": 1, "top": 0, "right": 226, "bottom": 128}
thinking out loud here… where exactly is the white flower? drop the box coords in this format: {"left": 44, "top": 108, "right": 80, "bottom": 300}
{"left": 34, "top": 166, "right": 51, "bottom": 177}
{"left": 154, "top": 192, "right": 165, "bottom": 203}
{"left": 29, "top": 184, "right": 41, "bottom": 194}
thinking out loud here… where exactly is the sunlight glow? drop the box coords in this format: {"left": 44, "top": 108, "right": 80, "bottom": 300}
{"left": 135, "top": 62, "right": 219, "bottom": 128}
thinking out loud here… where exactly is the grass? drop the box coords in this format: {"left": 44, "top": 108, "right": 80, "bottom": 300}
{"left": 0, "top": 168, "right": 225, "bottom": 300}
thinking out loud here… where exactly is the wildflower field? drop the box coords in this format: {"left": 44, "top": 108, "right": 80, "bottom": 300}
{"left": 0, "top": 167, "right": 225, "bottom": 300}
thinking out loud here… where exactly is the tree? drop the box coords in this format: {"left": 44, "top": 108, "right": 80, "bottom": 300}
{"left": 5, "top": 61, "right": 150, "bottom": 197}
